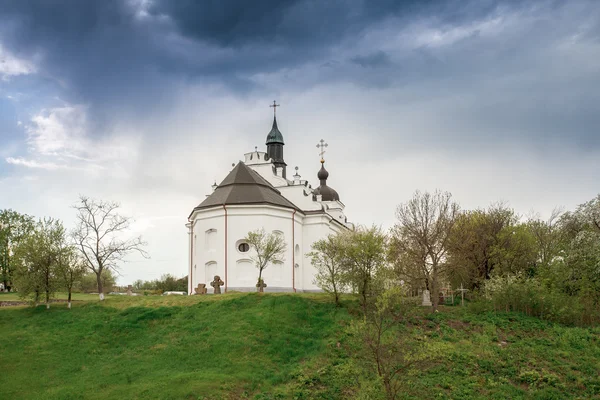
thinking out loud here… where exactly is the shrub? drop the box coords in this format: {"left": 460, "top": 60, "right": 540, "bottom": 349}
{"left": 483, "top": 274, "right": 599, "bottom": 326}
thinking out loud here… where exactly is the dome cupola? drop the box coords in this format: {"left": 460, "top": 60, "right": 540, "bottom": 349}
{"left": 313, "top": 139, "right": 340, "bottom": 202}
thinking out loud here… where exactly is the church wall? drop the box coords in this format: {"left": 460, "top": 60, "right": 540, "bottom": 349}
{"left": 190, "top": 208, "right": 226, "bottom": 294}
{"left": 247, "top": 164, "right": 288, "bottom": 187}
{"left": 300, "top": 213, "right": 348, "bottom": 291}
{"left": 189, "top": 206, "right": 349, "bottom": 294}
{"left": 190, "top": 205, "right": 303, "bottom": 293}
{"left": 224, "top": 205, "right": 297, "bottom": 292}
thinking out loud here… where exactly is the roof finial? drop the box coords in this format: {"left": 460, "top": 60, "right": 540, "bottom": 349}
{"left": 269, "top": 100, "right": 280, "bottom": 117}
{"left": 316, "top": 139, "right": 328, "bottom": 163}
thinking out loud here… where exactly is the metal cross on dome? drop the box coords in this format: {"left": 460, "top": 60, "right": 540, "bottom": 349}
{"left": 269, "top": 100, "right": 280, "bottom": 116}
{"left": 316, "top": 139, "right": 328, "bottom": 162}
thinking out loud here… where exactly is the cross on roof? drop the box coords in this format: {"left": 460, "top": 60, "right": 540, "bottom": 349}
{"left": 269, "top": 100, "right": 280, "bottom": 116}
{"left": 316, "top": 139, "right": 328, "bottom": 162}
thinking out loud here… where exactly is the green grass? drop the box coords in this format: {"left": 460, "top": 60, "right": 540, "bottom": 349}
{"left": 0, "top": 291, "right": 100, "bottom": 302}
{"left": 0, "top": 294, "right": 599, "bottom": 399}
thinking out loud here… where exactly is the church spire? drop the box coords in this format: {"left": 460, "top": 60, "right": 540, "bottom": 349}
{"left": 266, "top": 100, "right": 286, "bottom": 178}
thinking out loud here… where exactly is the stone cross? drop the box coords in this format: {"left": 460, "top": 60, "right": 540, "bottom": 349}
{"left": 456, "top": 283, "right": 469, "bottom": 306}
{"left": 256, "top": 279, "right": 267, "bottom": 293}
{"left": 421, "top": 289, "right": 432, "bottom": 307}
{"left": 194, "top": 283, "right": 207, "bottom": 295}
{"left": 210, "top": 276, "right": 224, "bottom": 294}
{"left": 126, "top": 285, "right": 133, "bottom": 296}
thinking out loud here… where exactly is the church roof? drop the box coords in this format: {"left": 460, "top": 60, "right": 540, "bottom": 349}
{"left": 192, "top": 162, "right": 300, "bottom": 212}
{"left": 265, "top": 116, "right": 284, "bottom": 145}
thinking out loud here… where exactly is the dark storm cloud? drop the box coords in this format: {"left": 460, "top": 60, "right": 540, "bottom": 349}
{"left": 1, "top": 0, "right": 599, "bottom": 151}
{"left": 0, "top": 0, "right": 511, "bottom": 111}
{"left": 351, "top": 51, "right": 392, "bottom": 68}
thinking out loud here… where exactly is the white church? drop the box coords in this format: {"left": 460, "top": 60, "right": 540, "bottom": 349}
{"left": 187, "top": 104, "right": 354, "bottom": 293}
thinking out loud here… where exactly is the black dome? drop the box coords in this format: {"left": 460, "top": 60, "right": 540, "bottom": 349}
{"left": 317, "top": 164, "right": 329, "bottom": 180}
{"left": 313, "top": 185, "right": 340, "bottom": 201}
{"left": 314, "top": 162, "right": 340, "bottom": 201}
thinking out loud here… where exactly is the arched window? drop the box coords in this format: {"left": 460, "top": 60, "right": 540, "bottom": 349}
{"left": 205, "top": 229, "right": 217, "bottom": 250}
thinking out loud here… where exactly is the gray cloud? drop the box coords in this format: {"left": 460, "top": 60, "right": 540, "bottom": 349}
{"left": 1, "top": 0, "right": 599, "bottom": 284}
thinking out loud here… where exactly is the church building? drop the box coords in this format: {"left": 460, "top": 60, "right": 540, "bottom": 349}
{"left": 187, "top": 103, "right": 354, "bottom": 293}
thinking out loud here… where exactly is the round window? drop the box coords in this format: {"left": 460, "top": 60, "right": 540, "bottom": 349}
{"left": 238, "top": 242, "right": 250, "bottom": 252}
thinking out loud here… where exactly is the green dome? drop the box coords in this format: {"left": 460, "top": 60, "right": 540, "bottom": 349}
{"left": 266, "top": 117, "right": 284, "bottom": 145}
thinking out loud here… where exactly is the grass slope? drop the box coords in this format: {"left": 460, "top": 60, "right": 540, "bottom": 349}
{"left": 0, "top": 293, "right": 599, "bottom": 399}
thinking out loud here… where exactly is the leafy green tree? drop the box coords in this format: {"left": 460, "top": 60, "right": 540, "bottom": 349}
{"left": 340, "top": 226, "right": 388, "bottom": 311}
{"left": 245, "top": 228, "right": 286, "bottom": 291}
{"left": 527, "top": 208, "right": 564, "bottom": 269}
{"left": 0, "top": 209, "right": 35, "bottom": 292}
{"left": 308, "top": 233, "right": 347, "bottom": 305}
{"left": 490, "top": 223, "right": 538, "bottom": 276}
{"left": 348, "top": 286, "right": 441, "bottom": 400}
{"left": 56, "top": 245, "right": 86, "bottom": 309}
{"left": 578, "top": 194, "right": 600, "bottom": 233}
{"left": 445, "top": 204, "right": 516, "bottom": 290}
{"left": 391, "top": 190, "right": 459, "bottom": 311}
{"left": 13, "top": 218, "right": 67, "bottom": 308}
{"left": 77, "top": 270, "right": 116, "bottom": 293}
{"left": 156, "top": 274, "right": 188, "bottom": 292}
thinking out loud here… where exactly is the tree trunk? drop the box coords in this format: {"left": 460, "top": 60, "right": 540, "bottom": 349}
{"left": 96, "top": 272, "right": 104, "bottom": 301}
{"left": 431, "top": 274, "right": 438, "bottom": 312}
{"left": 68, "top": 289, "right": 72, "bottom": 309}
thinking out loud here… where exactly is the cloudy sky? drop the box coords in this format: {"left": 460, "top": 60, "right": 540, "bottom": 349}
{"left": 0, "top": 0, "right": 598, "bottom": 284}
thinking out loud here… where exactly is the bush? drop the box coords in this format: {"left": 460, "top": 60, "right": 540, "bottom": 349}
{"left": 483, "top": 274, "right": 599, "bottom": 326}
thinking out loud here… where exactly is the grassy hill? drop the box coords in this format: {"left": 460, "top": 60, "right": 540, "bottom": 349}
{"left": 0, "top": 293, "right": 599, "bottom": 399}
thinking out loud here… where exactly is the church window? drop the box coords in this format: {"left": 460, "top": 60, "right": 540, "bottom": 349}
{"left": 238, "top": 242, "right": 250, "bottom": 252}
{"left": 205, "top": 229, "right": 217, "bottom": 250}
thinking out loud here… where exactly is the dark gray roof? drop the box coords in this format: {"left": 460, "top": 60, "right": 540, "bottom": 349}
{"left": 265, "top": 116, "right": 284, "bottom": 145}
{"left": 313, "top": 163, "right": 340, "bottom": 201}
{"left": 192, "top": 162, "right": 300, "bottom": 213}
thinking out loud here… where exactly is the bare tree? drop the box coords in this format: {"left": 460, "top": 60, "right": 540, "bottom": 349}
{"left": 245, "top": 229, "right": 286, "bottom": 292}
{"left": 72, "top": 196, "right": 148, "bottom": 300}
{"left": 391, "top": 190, "right": 459, "bottom": 311}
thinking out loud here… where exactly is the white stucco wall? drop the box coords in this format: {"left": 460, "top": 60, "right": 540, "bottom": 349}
{"left": 188, "top": 203, "right": 349, "bottom": 294}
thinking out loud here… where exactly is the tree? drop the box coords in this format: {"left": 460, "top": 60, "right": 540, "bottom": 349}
{"left": 527, "top": 208, "right": 564, "bottom": 269}
{"left": 340, "top": 226, "right": 388, "bottom": 311}
{"left": 13, "top": 218, "right": 66, "bottom": 308}
{"left": 245, "top": 229, "right": 286, "bottom": 291}
{"left": 56, "top": 245, "right": 86, "bottom": 309}
{"left": 490, "top": 223, "right": 538, "bottom": 277}
{"left": 348, "top": 286, "right": 440, "bottom": 400}
{"left": 578, "top": 194, "right": 600, "bottom": 233}
{"left": 77, "top": 270, "right": 116, "bottom": 293}
{"left": 309, "top": 233, "right": 347, "bottom": 305}
{"left": 445, "top": 204, "right": 516, "bottom": 290}
{"left": 391, "top": 190, "right": 459, "bottom": 311}
{"left": 0, "top": 210, "right": 35, "bottom": 291}
{"left": 72, "top": 196, "right": 148, "bottom": 300}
